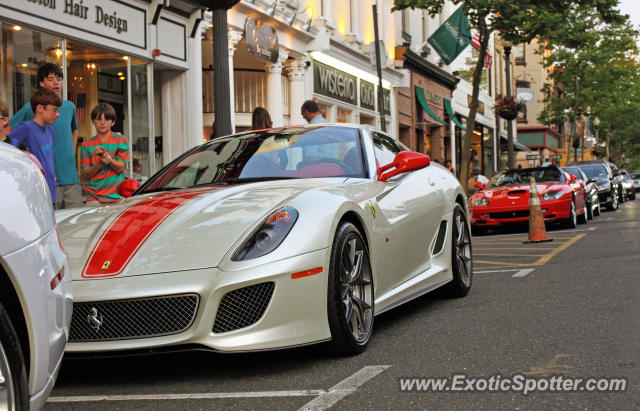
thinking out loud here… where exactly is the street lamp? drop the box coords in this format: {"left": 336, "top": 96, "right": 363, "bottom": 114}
{"left": 504, "top": 41, "right": 514, "bottom": 169}
{"left": 593, "top": 116, "right": 600, "bottom": 148}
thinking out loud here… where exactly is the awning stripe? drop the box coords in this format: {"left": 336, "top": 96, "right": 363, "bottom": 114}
{"left": 415, "top": 86, "right": 447, "bottom": 125}
{"left": 444, "top": 98, "right": 466, "bottom": 130}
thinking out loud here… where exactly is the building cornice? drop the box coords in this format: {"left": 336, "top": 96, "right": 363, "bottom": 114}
{"left": 403, "top": 49, "right": 459, "bottom": 90}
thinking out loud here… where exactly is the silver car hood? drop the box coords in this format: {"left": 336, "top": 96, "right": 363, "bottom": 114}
{"left": 58, "top": 180, "right": 342, "bottom": 280}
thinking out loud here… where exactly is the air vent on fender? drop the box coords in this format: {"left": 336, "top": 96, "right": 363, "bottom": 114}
{"left": 432, "top": 220, "right": 448, "bottom": 255}
{"left": 508, "top": 190, "right": 527, "bottom": 195}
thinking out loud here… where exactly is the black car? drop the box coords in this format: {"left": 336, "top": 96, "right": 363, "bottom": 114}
{"left": 632, "top": 172, "right": 640, "bottom": 192}
{"left": 563, "top": 165, "right": 601, "bottom": 219}
{"left": 569, "top": 160, "right": 620, "bottom": 210}
{"left": 608, "top": 162, "right": 626, "bottom": 204}
{"left": 619, "top": 169, "right": 636, "bottom": 200}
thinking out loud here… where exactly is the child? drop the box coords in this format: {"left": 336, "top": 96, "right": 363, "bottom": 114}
{"left": 7, "top": 89, "right": 60, "bottom": 203}
{"left": 9, "top": 63, "right": 82, "bottom": 209}
{"left": 80, "top": 102, "right": 129, "bottom": 205}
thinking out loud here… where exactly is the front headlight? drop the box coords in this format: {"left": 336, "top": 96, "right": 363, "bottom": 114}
{"left": 542, "top": 191, "right": 563, "bottom": 201}
{"left": 232, "top": 206, "right": 298, "bottom": 261}
{"left": 471, "top": 197, "right": 489, "bottom": 207}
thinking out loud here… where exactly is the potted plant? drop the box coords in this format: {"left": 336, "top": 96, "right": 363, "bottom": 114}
{"left": 494, "top": 95, "right": 524, "bottom": 120}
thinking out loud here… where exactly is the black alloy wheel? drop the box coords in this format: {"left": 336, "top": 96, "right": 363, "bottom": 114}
{"left": 444, "top": 203, "right": 473, "bottom": 297}
{"left": 327, "top": 222, "right": 374, "bottom": 355}
{"left": 566, "top": 198, "right": 577, "bottom": 229}
{"left": 0, "top": 303, "right": 28, "bottom": 411}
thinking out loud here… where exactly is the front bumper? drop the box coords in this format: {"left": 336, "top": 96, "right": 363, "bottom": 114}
{"left": 470, "top": 198, "right": 569, "bottom": 227}
{"left": 67, "top": 247, "right": 332, "bottom": 353}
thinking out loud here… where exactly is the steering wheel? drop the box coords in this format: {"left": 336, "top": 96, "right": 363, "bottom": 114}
{"left": 298, "top": 157, "right": 355, "bottom": 175}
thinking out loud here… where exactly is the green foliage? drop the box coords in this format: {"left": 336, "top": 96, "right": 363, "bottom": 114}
{"left": 392, "top": 0, "right": 621, "bottom": 190}
{"left": 538, "top": 3, "right": 640, "bottom": 168}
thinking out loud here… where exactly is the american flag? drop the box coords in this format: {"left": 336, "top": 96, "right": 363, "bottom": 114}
{"left": 76, "top": 93, "right": 86, "bottom": 123}
{"left": 470, "top": 32, "right": 492, "bottom": 70}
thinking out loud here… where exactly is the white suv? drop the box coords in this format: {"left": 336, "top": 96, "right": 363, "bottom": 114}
{"left": 0, "top": 143, "right": 72, "bottom": 410}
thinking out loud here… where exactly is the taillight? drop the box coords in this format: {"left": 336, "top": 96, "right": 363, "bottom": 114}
{"left": 50, "top": 266, "right": 65, "bottom": 290}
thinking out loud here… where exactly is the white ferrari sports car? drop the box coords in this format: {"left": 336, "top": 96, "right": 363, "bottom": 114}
{"left": 57, "top": 124, "right": 472, "bottom": 356}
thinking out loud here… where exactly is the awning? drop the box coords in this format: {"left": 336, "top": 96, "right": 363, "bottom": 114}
{"left": 444, "top": 98, "right": 465, "bottom": 130}
{"left": 499, "top": 136, "right": 532, "bottom": 152}
{"left": 415, "top": 86, "right": 447, "bottom": 125}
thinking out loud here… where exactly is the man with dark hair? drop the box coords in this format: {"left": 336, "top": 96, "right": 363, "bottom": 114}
{"left": 7, "top": 88, "right": 62, "bottom": 204}
{"left": 9, "top": 63, "right": 83, "bottom": 208}
{"left": 301, "top": 100, "right": 328, "bottom": 124}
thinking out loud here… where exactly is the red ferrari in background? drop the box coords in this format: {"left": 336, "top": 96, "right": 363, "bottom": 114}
{"left": 469, "top": 166, "right": 588, "bottom": 234}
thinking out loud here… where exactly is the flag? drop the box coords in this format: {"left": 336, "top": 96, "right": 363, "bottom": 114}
{"left": 470, "top": 32, "right": 492, "bottom": 69}
{"left": 76, "top": 93, "right": 86, "bottom": 123}
{"left": 427, "top": 6, "right": 471, "bottom": 65}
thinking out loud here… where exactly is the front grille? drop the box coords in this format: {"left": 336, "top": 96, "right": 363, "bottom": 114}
{"left": 489, "top": 210, "right": 529, "bottom": 219}
{"left": 69, "top": 294, "right": 199, "bottom": 342}
{"left": 212, "top": 282, "right": 275, "bottom": 334}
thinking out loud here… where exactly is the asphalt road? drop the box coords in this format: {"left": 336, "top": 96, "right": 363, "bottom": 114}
{"left": 45, "top": 200, "right": 640, "bottom": 410}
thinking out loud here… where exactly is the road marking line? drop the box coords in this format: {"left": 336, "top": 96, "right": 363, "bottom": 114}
{"left": 475, "top": 253, "right": 547, "bottom": 257}
{"left": 474, "top": 247, "right": 558, "bottom": 250}
{"left": 47, "top": 390, "right": 326, "bottom": 402}
{"left": 532, "top": 234, "right": 585, "bottom": 266}
{"left": 512, "top": 268, "right": 535, "bottom": 277}
{"left": 475, "top": 269, "right": 521, "bottom": 273}
{"left": 475, "top": 260, "right": 537, "bottom": 267}
{"left": 298, "top": 365, "right": 390, "bottom": 411}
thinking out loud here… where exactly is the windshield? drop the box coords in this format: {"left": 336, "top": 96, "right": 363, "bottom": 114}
{"left": 488, "top": 167, "right": 564, "bottom": 188}
{"left": 580, "top": 164, "right": 608, "bottom": 179}
{"left": 140, "top": 126, "right": 366, "bottom": 193}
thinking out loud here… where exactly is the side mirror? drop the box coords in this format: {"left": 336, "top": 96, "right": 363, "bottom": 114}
{"left": 378, "top": 151, "right": 430, "bottom": 182}
{"left": 569, "top": 174, "right": 577, "bottom": 182}
{"left": 474, "top": 181, "right": 485, "bottom": 190}
{"left": 117, "top": 178, "right": 140, "bottom": 198}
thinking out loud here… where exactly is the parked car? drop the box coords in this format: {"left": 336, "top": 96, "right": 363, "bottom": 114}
{"left": 562, "top": 165, "right": 601, "bottom": 219}
{"left": 469, "top": 165, "right": 587, "bottom": 234}
{"left": 619, "top": 170, "right": 636, "bottom": 200}
{"left": 608, "top": 162, "right": 626, "bottom": 204}
{"left": 632, "top": 172, "right": 640, "bottom": 192}
{"left": 570, "top": 160, "right": 620, "bottom": 210}
{"left": 56, "top": 124, "right": 472, "bottom": 356}
{"left": 0, "top": 144, "right": 73, "bottom": 410}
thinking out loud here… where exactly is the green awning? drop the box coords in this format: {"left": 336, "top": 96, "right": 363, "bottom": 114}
{"left": 444, "top": 98, "right": 466, "bottom": 130}
{"left": 415, "top": 86, "right": 447, "bottom": 125}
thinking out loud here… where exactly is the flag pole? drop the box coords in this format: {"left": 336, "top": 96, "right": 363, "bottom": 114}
{"left": 372, "top": 3, "right": 386, "bottom": 132}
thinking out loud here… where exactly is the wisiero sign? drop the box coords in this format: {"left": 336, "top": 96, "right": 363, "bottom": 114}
{"left": 313, "top": 61, "right": 357, "bottom": 105}
{"left": 5, "top": 0, "right": 146, "bottom": 49}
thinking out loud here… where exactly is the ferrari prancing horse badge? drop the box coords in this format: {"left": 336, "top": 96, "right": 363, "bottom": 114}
{"left": 101, "top": 261, "right": 111, "bottom": 270}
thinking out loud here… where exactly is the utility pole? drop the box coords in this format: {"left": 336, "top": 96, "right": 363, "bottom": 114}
{"left": 504, "top": 44, "right": 514, "bottom": 169}
{"left": 372, "top": 3, "right": 386, "bottom": 132}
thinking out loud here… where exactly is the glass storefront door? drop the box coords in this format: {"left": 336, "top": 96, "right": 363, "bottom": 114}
{"left": 129, "top": 59, "right": 152, "bottom": 182}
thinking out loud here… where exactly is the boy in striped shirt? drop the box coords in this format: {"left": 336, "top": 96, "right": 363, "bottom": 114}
{"left": 81, "top": 103, "right": 129, "bottom": 204}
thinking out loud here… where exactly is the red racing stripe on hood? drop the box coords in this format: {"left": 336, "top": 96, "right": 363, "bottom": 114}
{"left": 82, "top": 191, "right": 203, "bottom": 278}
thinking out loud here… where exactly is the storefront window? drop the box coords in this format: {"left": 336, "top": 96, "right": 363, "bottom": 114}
{"left": 337, "top": 107, "right": 351, "bottom": 123}
{"left": 130, "top": 59, "right": 151, "bottom": 181}
{"left": 0, "top": 23, "right": 60, "bottom": 117}
{"left": 482, "top": 127, "right": 494, "bottom": 177}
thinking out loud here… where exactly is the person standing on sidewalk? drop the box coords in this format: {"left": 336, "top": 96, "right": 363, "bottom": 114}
{"left": 301, "top": 100, "right": 328, "bottom": 124}
{"left": 80, "top": 103, "right": 129, "bottom": 205}
{"left": 7, "top": 89, "right": 61, "bottom": 204}
{"left": 8, "top": 63, "right": 83, "bottom": 209}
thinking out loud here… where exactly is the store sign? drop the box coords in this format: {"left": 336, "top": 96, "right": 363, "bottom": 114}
{"left": 4, "top": 0, "right": 146, "bottom": 49}
{"left": 313, "top": 60, "right": 357, "bottom": 105}
{"left": 360, "top": 80, "right": 375, "bottom": 111}
{"left": 427, "top": 90, "right": 442, "bottom": 106}
{"left": 245, "top": 18, "right": 279, "bottom": 63}
{"left": 467, "top": 95, "right": 485, "bottom": 114}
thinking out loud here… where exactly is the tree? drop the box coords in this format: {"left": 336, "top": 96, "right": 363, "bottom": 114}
{"left": 538, "top": 4, "right": 639, "bottom": 166}
{"left": 392, "top": 0, "right": 620, "bottom": 192}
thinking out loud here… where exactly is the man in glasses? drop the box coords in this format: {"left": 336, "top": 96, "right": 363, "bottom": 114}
{"left": 8, "top": 63, "right": 83, "bottom": 209}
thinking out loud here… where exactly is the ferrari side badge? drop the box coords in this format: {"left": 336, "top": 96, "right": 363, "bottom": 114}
{"left": 369, "top": 202, "right": 376, "bottom": 218}
{"left": 101, "top": 261, "right": 111, "bottom": 270}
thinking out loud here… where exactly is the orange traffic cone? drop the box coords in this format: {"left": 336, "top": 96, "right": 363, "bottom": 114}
{"left": 523, "top": 176, "right": 553, "bottom": 244}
